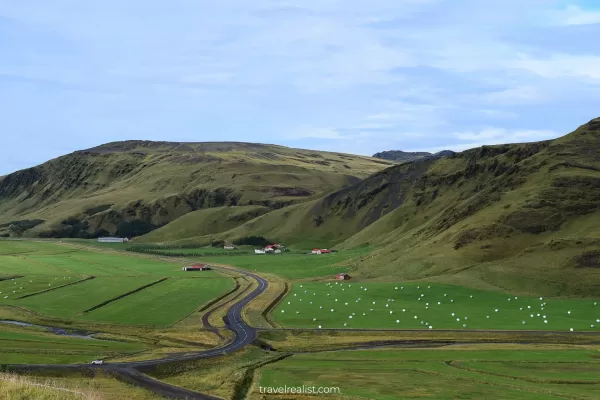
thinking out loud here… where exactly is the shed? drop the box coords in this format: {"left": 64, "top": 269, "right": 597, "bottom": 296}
{"left": 335, "top": 273, "right": 350, "bottom": 280}
{"left": 97, "top": 237, "right": 125, "bottom": 243}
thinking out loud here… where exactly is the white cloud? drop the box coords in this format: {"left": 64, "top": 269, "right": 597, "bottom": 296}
{"left": 482, "top": 86, "right": 543, "bottom": 104}
{"left": 509, "top": 54, "right": 600, "bottom": 80}
{"left": 406, "top": 128, "right": 560, "bottom": 154}
{"left": 556, "top": 5, "right": 600, "bottom": 26}
{"left": 1, "top": 0, "right": 599, "bottom": 175}
{"left": 454, "top": 128, "right": 559, "bottom": 143}
{"left": 286, "top": 127, "right": 344, "bottom": 139}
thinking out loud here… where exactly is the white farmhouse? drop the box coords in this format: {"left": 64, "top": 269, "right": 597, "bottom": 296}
{"left": 97, "top": 237, "right": 126, "bottom": 243}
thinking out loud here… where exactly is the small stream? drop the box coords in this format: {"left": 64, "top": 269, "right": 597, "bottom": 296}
{"left": 0, "top": 320, "right": 104, "bottom": 340}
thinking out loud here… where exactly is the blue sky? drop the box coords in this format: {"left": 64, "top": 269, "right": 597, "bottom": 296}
{"left": 1, "top": 0, "right": 599, "bottom": 175}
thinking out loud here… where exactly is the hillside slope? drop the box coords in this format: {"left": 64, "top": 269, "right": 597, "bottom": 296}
{"left": 208, "top": 119, "right": 600, "bottom": 295}
{"left": 0, "top": 141, "right": 393, "bottom": 238}
{"left": 373, "top": 149, "right": 455, "bottom": 162}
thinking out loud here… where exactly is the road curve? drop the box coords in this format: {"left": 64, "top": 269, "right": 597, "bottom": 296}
{"left": 7, "top": 265, "right": 270, "bottom": 399}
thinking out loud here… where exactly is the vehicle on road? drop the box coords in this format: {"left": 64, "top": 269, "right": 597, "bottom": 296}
{"left": 90, "top": 359, "right": 104, "bottom": 365}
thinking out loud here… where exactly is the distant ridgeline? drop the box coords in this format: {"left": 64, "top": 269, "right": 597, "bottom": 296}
{"left": 0, "top": 141, "right": 394, "bottom": 239}
{"left": 372, "top": 149, "right": 455, "bottom": 162}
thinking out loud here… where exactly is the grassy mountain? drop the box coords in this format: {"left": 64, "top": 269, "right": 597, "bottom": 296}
{"left": 185, "top": 118, "right": 599, "bottom": 296}
{"left": 373, "top": 149, "right": 454, "bottom": 162}
{"left": 0, "top": 141, "right": 394, "bottom": 238}
{"left": 136, "top": 205, "right": 270, "bottom": 243}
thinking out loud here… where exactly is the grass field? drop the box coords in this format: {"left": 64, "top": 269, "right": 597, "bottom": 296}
{"left": 1, "top": 371, "right": 161, "bottom": 399}
{"left": 0, "top": 275, "right": 83, "bottom": 299}
{"left": 199, "top": 250, "right": 368, "bottom": 280}
{"left": 83, "top": 277, "right": 235, "bottom": 326}
{"left": 0, "top": 240, "right": 237, "bottom": 364}
{"left": 257, "top": 346, "right": 600, "bottom": 399}
{"left": 15, "top": 277, "right": 159, "bottom": 318}
{"left": 273, "top": 282, "right": 600, "bottom": 331}
{"left": 0, "top": 240, "right": 233, "bottom": 324}
{"left": 0, "top": 326, "right": 147, "bottom": 364}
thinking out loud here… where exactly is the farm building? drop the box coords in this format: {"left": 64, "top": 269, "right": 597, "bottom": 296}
{"left": 183, "top": 263, "right": 212, "bottom": 271}
{"left": 97, "top": 237, "right": 128, "bottom": 243}
{"left": 224, "top": 245, "right": 236, "bottom": 250}
{"left": 312, "top": 249, "right": 331, "bottom": 254}
{"left": 255, "top": 249, "right": 266, "bottom": 254}
{"left": 336, "top": 273, "right": 350, "bottom": 280}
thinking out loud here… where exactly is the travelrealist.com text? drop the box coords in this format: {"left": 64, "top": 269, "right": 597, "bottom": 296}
{"left": 259, "top": 385, "right": 341, "bottom": 395}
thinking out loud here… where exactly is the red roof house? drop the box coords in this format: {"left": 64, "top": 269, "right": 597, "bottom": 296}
{"left": 336, "top": 273, "right": 350, "bottom": 280}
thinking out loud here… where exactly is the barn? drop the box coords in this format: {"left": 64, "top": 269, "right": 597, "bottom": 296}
{"left": 182, "top": 263, "right": 212, "bottom": 271}
{"left": 335, "top": 273, "right": 350, "bottom": 280}
{"left": 312, "top": 249, "right": 331, "bottom": 254}
{"left": 97, "top": 237, "right": 127, "bottom": 243}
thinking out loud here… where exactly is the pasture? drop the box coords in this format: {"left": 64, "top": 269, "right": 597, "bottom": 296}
{"left": 257, "top": 346, "right": 600, "bottom": 399}
{"left": 15, "top": 277, "right": 159, "bottom": 318}
{"left": 200, "top": 250, "right": 367, "bottom": 279}
{"left": 0, "top": 240, "right": 234, "bottom": 326}
{"left": 273, "top": 282, "right": 600, "bottom": 331}
{"left": 83, "top": 277, "right": 235, "bottom": 326}
{"left": 0, "top": 326, "right": 147, "bottom": 364}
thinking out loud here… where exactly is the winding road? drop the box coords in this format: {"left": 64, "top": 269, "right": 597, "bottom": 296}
{"left": 8, "top": 266, "right": 270, "bottom": 400}
{"left": 7, "top": 263, "right": 600, "bottom": 399}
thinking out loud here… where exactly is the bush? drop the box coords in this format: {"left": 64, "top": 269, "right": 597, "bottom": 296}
{"left": 233, "top": 236, "right": 271, "bottom": 246}
{"left": 116, "top": 219, "right": 156, "bottom": 238}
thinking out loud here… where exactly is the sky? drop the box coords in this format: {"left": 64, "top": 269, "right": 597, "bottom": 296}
{"left": 1, "top": 0, "right": 599, "bottom": 175}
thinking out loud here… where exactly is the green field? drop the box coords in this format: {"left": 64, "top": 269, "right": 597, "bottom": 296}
{"left": 199, "top": 250, "right": 367, "bottom": 279}
{"left": 0, "top": 275, "right": 83, "bottom": 299}
{"left": 0, "top": 240, "right": 232, "bottom": 325}
{"left": 150, "top": 247, "right": 253, "bottom": 256}
{"left": 15, "top": 277, "right": 159, "bottom": 318}
{"left": 83, "top": 277, "right": 235, "bottom": 326}
{"left": 273, "top": 282, "right": 600, "bottom": 331}
{"left": 258, "top": 347, "right": 600, "bottom": 399}
{"left": 0, "top": 328, "right": 147, "bottom": 364}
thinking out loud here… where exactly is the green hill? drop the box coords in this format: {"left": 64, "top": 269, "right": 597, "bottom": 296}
{"left": 0, "top": 141, "right": 393, "bottom": 238}
{"left": 4, "top": 119, "right": 600, "bottom": 296}
{"left": 177, "top": 118, "right": 599, "bottom": 296}
{"left": 136, "top": 205, "right": 270, "bottom": 243}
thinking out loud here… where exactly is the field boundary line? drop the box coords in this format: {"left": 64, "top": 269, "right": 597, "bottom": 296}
{"left": 201, "top": 280, "right": 255, "bottom": 335}
{"left": 82, "top": 277, "right": 169, "bottom": 313}
{"left": 0, "top": 275, "right": 23, "bottom": 282}
{"left": 16, "top": 276, "right": 95, "bottom": 299}
{"left": 261, "top": 282, "right": 290, "bottom": 329}
{"left": 170, "top": 277, "right": 242, "bottom": 329}
{"left": 405, "top": 367, "right": 588, "bottom": 400}
{"left": 446, "top": 360, "right": 600, "bottom": 385}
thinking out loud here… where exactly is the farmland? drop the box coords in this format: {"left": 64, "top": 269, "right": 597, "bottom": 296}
{"left": 0, "top": 239, "right": 237, "bottom": 365}
{"left": 15, "top": 277, "right": 159, "bottom": 318}
{"left": 199, "top": 249, "right": 368, "bottom": 279}
{"left": 256, "top": 346, "right": 600, "bottom": 400}
{"left": 83, "top": 277, "right": 235, "bottom": 326}
{"left": 273, "top": 282, "right": 600, "bottom": 331}
{"left": 0, "top": 325, "right": 148, "bottom": 364}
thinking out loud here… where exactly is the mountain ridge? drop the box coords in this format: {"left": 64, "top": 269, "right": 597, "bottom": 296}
{"left": 0, "top": 142, "right": 394, "bottom": 238}
{"left": 373, "top": 149, "right": 455, "bottom": 162}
